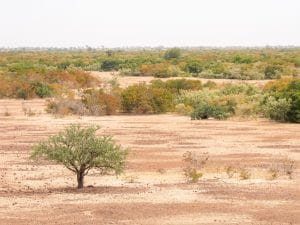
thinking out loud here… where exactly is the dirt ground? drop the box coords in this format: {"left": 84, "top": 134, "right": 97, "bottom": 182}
{"left": 0, "top": 96, "right": 299, "bottom": 224}
{"left": 90, "top": 72, "right": 271, "bottom": 88}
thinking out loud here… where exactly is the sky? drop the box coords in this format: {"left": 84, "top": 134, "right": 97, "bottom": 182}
{"left": 0, "top": 0, "right": 299, "bottom": 47}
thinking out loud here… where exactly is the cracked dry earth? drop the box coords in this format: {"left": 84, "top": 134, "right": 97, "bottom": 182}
{"left": 0, "top": 99, "right": 299, "bottom": 225}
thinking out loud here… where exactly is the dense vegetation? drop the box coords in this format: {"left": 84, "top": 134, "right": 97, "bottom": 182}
{"left": 46, "top": 76, "right": 300, "bottom": 123}
{"left": 1, "top": 48, "right": 299, "bottom": 123}
{"left": 0, "top": 48, "right": 299, "bottom": 92}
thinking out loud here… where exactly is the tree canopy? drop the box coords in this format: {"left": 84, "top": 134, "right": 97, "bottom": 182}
{"left": 31, "top": 124, "right": 128, "bottom": 188}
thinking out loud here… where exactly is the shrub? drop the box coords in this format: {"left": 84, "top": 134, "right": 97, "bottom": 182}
{"left": 263, "top": 96, "right": 291, "bottom": 122}
{"left": 31, "top": 81, "right": 53, "bottom": 98}
{"left": 191, "top": 103, "right": 232, "bottom": 120}
{"left": 148, "top": 87, "right": 174, "bottom": 113}
{"left": 164, "top": 48, "right": 181, "bottom": 60}
{"left": 101, "top": 59, "right": 121, "bottom": 71}
{"left": 264, "top": 64, "right": 282, "bottom": 79}
{"left": 283, "top": 79, "right": 300, "bottom": 122}
{"left": 139, "top": 63, "right": 183, "bottom": 78}
{"left": 121, "top": 83, "right": 173, "bottom": 114}
{"left": 121, "top": 83, "right": 152, "bottom": 113}
{"left": 184, "top": 61, "right": 203, "bottom": 75}
{"left": 220, "top": 84, "right": 259, "bottom": 96}
{"left": 186, "top": 91, "right": 236, "bottom": 120}
{"left": 16, "top": 88, "right": 30, "bottom": 99}
{"left": 263, "top": 78, "right": 300, "bottom": 122}
{"left": 31, "top": 124, "right": 128, "bottom": 188}
{"left": 82, "top": 89, "right": 121, "bottom": 115}
{"left": 165, "top": 79, "right": 202, "bottom": 94}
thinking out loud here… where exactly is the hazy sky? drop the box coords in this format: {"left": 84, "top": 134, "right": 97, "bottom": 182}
{"left": 0, "top": 0, "right": 299, "bottom": 47}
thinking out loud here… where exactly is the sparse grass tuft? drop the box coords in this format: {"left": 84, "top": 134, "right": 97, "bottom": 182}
{"left": 182, "top": 151, "right": 209, "bottom": 183}
{"left": 4, "top": 109, "right": 11, "bottom": 116}
{"left": 225, "top": 165, "right": 236, "bottom": 178}
{"left": 282, "top": 157, "right": 295, "bottom": 179}
{"left": 239, "top": 168, "right": 251, "bottom": 180}
{"left": 268, "top": 168, "right": 279, "bottom": 180}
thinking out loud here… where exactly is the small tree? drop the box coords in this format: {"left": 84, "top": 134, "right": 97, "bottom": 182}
{"left": 31, "top": 124, "right": 128, "bottom": 188}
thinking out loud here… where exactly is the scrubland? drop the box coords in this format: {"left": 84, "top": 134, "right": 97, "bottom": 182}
{"left": 0, "top": 48, "right": 299, "bottom": 224}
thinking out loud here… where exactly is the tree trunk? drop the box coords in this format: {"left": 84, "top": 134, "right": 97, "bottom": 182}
{"left": 77, "top": 171, "right": 84, "bottom": 189}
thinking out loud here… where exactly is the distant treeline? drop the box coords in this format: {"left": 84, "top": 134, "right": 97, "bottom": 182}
{"left": 0, "top": 47, "right": 299, "bottom": 98}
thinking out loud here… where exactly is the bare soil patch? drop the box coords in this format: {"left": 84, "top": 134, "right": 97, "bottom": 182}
{"left": 0, "top": 99, "right": 299, "bottom": 225}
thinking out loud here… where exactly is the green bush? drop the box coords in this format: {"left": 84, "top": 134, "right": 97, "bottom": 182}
{"left": 185, "top": 61, "right": 203, "bottom": 75}
{"left": 16, "top": 88, "right": 30, "bottom": 99}
{"left": 121, "top": 83, "right": 173, "bottom": 114}
{"left": 283, "top": 80, "right": 300, "bottom": 122}
{"left": 164, "top": 48, "right": 181, "bottom": 60}
{"left": 121, "top": 83, "right": 151, "bottom": 113}
{"left": 221, "top": 83, "right": 259, "bottom": 96}
{"left": 191, "top": 102, "right": 233, "bottom": 120}
{"left": 177, "top": 89, "right": 237, "bottom": 120}
{"left": 264, "top": 65, "right": 282, "bottom": 79}
{"left": 148, "top": 87, "right": 173, "bottom": 113}
{"left": 263, "top": 78, "right": 300, "bottom": 122}
{"left": 31, "top": 82, "right": 53, "bottom": 98}
{"left": 101, "top": 59, "right": 121, "bottom": 71}
{"left": 263, "top": 96, "right": 292, "bottom": 122}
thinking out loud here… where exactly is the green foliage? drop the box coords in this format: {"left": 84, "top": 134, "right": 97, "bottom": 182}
{"left": 1, "top": 48, "right": 299, "bottom": 100}
{"left": 166, "top": 79, "right": 202, "bottom": 93}
{"left": 31, "top": 81, "right": 53, "bottom": 98}
{"left": 148, "top": 86, "right": 174, "bottom": 113}
{"left": 16, "top": 88, "right": 30, "bottom": 99}
{"left": 120, "top": 83, "right": 173, "bottom": 113}
{"left": 164, "top": 48, "right": 181, "bottom": 60}
{"left": 263, "top": 78, "right": 300, "bottom": 122}
{"left": 120, "top": 83, "right": 151, "bottom": 113}
{"left": 232, "top": 55, "right": 254, "bottom": 64}
{"left": 191, "top": 102, "right": 234, "bottom": 120}
{"left": 184, "top": 61, "right": 203, "bottom": 75}
{"left": 220, "top": 83, "right": 259, "bottom": 96}
{"left": 31, "top": 124, "right": 128, "bottom": 188}
{"left": 263, "top": 96, "right": 292, "bottom": 122}
{"left": 293, "top": 57, "right": 300, "bottom": 67}
{"left": 283, "top": 80, "right": 300, "bottom": 122}
{"left": 177, "top": 89, "right": 237, "bottom": 120}
{"left": 101, "top": 59, "right": 121, "bottom": 71}
{"left": 264, "top": 64, "right": 282, "bottom": 79}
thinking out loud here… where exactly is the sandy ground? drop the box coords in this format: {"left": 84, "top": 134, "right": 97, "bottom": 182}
{"left": 91, "top": 72, "right": 271, "bottom": 88}
{"left": 0, "top": 98, "right": 299, "bottom": 225}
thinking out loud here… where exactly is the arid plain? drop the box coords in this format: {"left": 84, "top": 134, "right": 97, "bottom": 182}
{"left": 0, "top": 74, "right": 299, "bottom": 225}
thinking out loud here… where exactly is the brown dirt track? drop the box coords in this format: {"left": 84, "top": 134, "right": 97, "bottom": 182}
{"left": 0, "top": 92, "right": 299, "bottom": 224}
